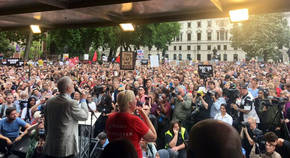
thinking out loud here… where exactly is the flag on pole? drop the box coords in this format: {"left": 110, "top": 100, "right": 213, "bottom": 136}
{"left": 115, "top": 55, "right": 120, "bottom": 63}
{"left": 92, "top": 51, "right": 97, "bottom": 62}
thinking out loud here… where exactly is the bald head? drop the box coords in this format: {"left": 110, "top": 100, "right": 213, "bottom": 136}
{"left": 187, "top": 119, "right": 243, "bottom": 158}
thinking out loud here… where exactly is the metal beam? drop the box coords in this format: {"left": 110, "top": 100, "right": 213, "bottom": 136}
{"left": 0, "top": 0, "right": 148, "bottom": 16}
{"left": 37, "top": 0, "right": 68, "bottom": 9}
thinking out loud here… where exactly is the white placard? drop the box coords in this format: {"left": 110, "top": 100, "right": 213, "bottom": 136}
{"left": 137, "top": 50, "right": 144, "bottom": 60}
{"left": 150, "top": 55, "right": 159, "bottom": 67}
{"left": 84, "top": 54, "right": 89, "bottom": 60}
{"left": 63, "top": 53, "right": 69, "bottom": 60}
{"left": 102, "top": 56, "right": 108, "bottom": 61}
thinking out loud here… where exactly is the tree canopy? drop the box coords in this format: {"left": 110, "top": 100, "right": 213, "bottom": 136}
{"left": 0, "top": 22, "right": 180, "bottom": 59}
{"left": 231, "top": 13, "right": 290, "bottom": 61}
{"left": 49, "top": 22, "right": 180, "bottom": 59}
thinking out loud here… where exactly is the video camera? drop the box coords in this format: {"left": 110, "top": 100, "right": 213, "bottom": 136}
{"left": 224, "top": 83, "right": 240, "bottom": 103}
{"left": 196, "top": 90, "right": 205, "bottom": 97}
{"left": 260, "top": 96, "right": 288, "bottom": 107}
{"left": 93, "top": 86, "right": 104, "bottom": 95}
{"left": 253, "top": 134, "right": 266, "bottom": 154}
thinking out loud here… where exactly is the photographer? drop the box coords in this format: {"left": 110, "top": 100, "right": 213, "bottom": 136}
{"left": 240, "top": 117, "right": 263, "bottom": 158}
{"left": 191, "top": 89, "right": 210, "bottom": 122}
{"left": 256, "top": 89, "right": 282, "bottom": 133}
{"left": 94, "top": 85, "right": 113, "bottom": 114}
{"left": 93, "top": 85, "right": 113, "bottom": 136}
{"left": 172, "top": 86, "right": 192, "bottom": 126}
{"left": 223, "top": 82, "right": 240, "bottom": 129}
{"left": 204, "top": 80, "right": 215, "bottom": 112}
{"left": 250, "top": 132, "right": 281, "bottom": 158}
{"left": 254, "top": 89, "right": 267, "bottom": 120}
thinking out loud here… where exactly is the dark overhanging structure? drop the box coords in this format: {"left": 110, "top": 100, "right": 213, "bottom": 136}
{"left": 1, "top": 0, "right": 290, "bottom": 31}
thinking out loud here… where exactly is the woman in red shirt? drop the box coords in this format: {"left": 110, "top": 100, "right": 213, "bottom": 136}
{"left": 105, "top": 90, "right": 157, "bottom": 158}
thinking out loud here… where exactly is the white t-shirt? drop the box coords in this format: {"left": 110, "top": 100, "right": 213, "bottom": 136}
{"left": 214, "top": 113, "right": 233, "bottom": 125}
{"left": 88, "top": 102, "right": 96, "bottom": 112}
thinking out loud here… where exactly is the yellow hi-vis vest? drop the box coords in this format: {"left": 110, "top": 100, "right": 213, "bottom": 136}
{"left": 165, "top": 127, "right": 186, "bottom": 149}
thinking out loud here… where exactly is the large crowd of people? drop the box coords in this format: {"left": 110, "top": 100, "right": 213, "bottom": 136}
{"left": 0, "top": 60, "right": 289, "bottom": 158}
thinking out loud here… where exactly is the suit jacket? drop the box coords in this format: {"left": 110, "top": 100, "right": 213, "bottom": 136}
{"left": 44, "top": 93, "right": 88, "bottom": 157}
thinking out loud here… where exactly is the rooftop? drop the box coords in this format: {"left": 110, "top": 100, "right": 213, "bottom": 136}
{"left": 0, "top": 0, "right": 290, "bottom": 30}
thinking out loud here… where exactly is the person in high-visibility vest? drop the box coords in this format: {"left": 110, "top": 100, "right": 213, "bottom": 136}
{"left": 164, "top": 121, "right": 188, "bottom": 158}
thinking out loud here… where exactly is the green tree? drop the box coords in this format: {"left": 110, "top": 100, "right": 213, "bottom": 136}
{"left": 103, "top": 22, "right": 180, "bottom": 59}
{"left": 45, "top": 22, "right": 180, "bottom": 60}
{"left": 29, "top": 41, "right": 43, "bottom": 59}
{"left": 0, "top": 32, "right": 10, "bottom": 54}
{"left": 231, "top": 13, "right": 290, "bottom": 61}
{"left": 0, "top": 30, "right": 45, "bottom": 59}
{"left": 0, "top": 32, "right": 17, "bottom": 57}
{"left": 49, "top": 28, "right": 104, "bottom": 57}
{"left": 152, "top": 22, "right": 180, "bottom": 52}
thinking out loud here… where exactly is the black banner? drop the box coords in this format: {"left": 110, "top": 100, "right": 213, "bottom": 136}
{"left": 2, "top": 58, "right": 24, "bottom": 67}
{"left": 140, "top": 59, "right": 148, "bottom": 65}
{"left": 198, "top": 65, "right": 213, "bottom": 78}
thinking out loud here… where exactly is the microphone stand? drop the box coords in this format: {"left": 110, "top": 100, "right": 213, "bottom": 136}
{"left": 87, "top": 102, "right": 98, "bottom": 158}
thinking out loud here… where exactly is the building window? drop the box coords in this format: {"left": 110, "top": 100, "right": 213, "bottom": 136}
{"left": 217, "top": 45, "right": 221, "bottom": 50}
{"left": 208, "top": 21, "right": 212, "bottom": 27}
{"left": 179, "top": 46, "right": 182, "bottom": 50}
{"left": 187, "top": 33, "right": 191, "bottom": 41}
{"left": 197, "top": 54, "right": 201, "bottom": 61}
{"left": 165, "top": 54, "right": 169, "bottom": 58}
{"left": 220, "top": 30, "right": 225, "bottom": 41}
{"left": 176, "top": 36, "right": 179, "bottom": 41}
{"left": 234, "top": 47, "right": 237, "bottom": 50}
{"left": 207, "top": 45, "right": 211, "bottom": 50}
{"left": 224, "top": 45, "right": 227, "bottom": 50}
{"left": 173, "top": 54, "right": 177, "bottom": 60}
{"left": 187, "top": 22, "right": 191, "bottom": 28}
{"left": 217, "top": 31, "right": 219, "bottom": 40}
{"left": 207, "top": 54, "right": 212, "bottom": 61}
{"left": 207, "top": 32, "right": 212, "bottom": 41}
{"left": 180, "top": 33, "right": 183, "bottom": 42}
{"left": 217, "top": 54, "right": 221, "bottom": 61}
{"left": 225, "top": 31, "right": 228, "bottom": 40}
{"left": 179, "top": 54, "right": 182, "bottom": 61}
{"left": 234, "top": 54, "right": 238, "bottom": 61}
{"left": 197, "top": 32, "right": 201, "bottom": 41}
{"left": 223, "top": 54, "right": 227, "bottom": 61}
{"left": 187, "top": 54, "right": 191, "bottom": 60}
{"left": 174, "top": 46, "right": 176, "bottom": 50}
{"left": 187, "top": 45, "right": 191, "bottom": 50}
{"left": 197, "top": 45, "right": 201, "bottom": 51}
{"left": 197, "top": 21, "right": 201, "bottom": 27}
